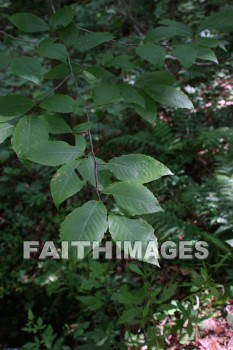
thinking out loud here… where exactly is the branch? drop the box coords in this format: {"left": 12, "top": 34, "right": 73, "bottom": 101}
{"left": 0, "top": 30, "right": 36, "bottom": 44}
{"left": 67, "top": 54, "right": 101, "bottom": 202}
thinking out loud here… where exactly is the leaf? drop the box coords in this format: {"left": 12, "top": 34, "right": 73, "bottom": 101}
{"left": 49, "top": 7, "right": 73, "bottom": 28}
{"left": 107, "top": 55, "right": 137, "bottom": 71}
{"left": 0, "top": 95, "right": 34, "bottom": 116}
{"left": 0, "top": 123, "right": 14, "bottom": 144}
{"left": 37, "top": 42, "right": 67, "bottom": 62}
{"left": 76, "top": 32, "right": 114, "bottom": 52}
{"left": 78, "top": 156, "right": 111, "bottom": 191}
{"left": 11, "top": 56, "right": 42, "bottom": 84}
{"left": 103, "top": 182, "right": 163, "bottom": 216}
{"left": 146, "top": 85, "right": 194, "bottom": 109}
{"left": 136, "top": 71, "right": 176, "bottom": 87}
{"left": 60, "top": 200, "right": 108, "bottom": 250}
{"left": 136, "top": 43, "right": 166, "bottom": 66}
{"left": 109, "top": 214, "right": 159, "bottom": 265}
{"left": 128, "top": 263, "right": 144, "bottom": 276}
{"left": 60, "top": 22, "right": 80, "bottom": 47}
{"left": 157, "top": 283, "right": 177, "bottom": 303}
{"left": 108, "top": 154, "right": 173, "bottom": 184}
{"left": 159, "top": 19, "right": 192, "bottom": 35}
{"left": 195, "top": 37, "right": 219, "bottom": 48}
{"left": 135, "top": 92, "right": 157, "bottom": 124}
{"left": 0, "top": 53, "right": 11, "bottom": 70}
{"left": 143, "top": 302, "right": 150, "bottom": 317}
{"left": 45, "top": 63, "right": 70, "bottom": 79}
{"left": 50, "top": 160, "right": 86, "bottom": 208}
{"left": 0, "top": 116, "right": 19, "bottom": 123}
{"left": 74, "top": 122, "right": 93, "bottom": 133}
{"left": 75, "top": 136, "right": 86, "bottom": 154}
{"left": 27, "top": 141, "right": 83, "bottom": 166}
{"left": 136, "top": 106, "right": 157, "bottom": 124}
{"left": 194, "top": 45, "right": 218, "bottom": 64}
{"left": 120, "top": 84, "right": 145, "bottom": 107}
{"left": 117, "top": 307, "right": 143, "bottom": 325}
{"left": 172, "top": 45, "right": 197, "bottom": 68}
{"left": 93, "top": 82, "right": 120, "bottom": 106}
{"left": 112, "top": 285, "right": 143, "bottom": 305}
{"left": 40, "top": 94, "right": 75, "bottom": 113}
{"left": 11, "top": 116, "right": 48, "bottom": 158}
{"left": 198, "top": 9, "right": 233, "bottom": 33}
{"left": 39, "top": 115, "right": 72, "bottom": 134}
{"left": 10, "top": 13, "right": 49, "bottom": 32}
{"left": 146, "top": 21, "right": 192, "bottom": 43}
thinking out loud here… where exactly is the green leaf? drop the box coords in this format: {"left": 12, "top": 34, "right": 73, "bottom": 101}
{"left": 109, "top": 214, "right": 159, "bottom": 265}
{"left": 40, "top": 94, "right": 74, "bottom": 114}
{"left": 10, "top": 13, "right": 49, "bottom": 33}
{"left": 76, "top": 32, "right": 114, "bottom": 52}
{"left": 78, "top": 156, "right": 111, "bottom": 191}
{"left": 50, "top": 160, "right": 86, "bottom": 208}
{"left": 11, "top": 116, "right": 48, "bottom": 158}
{"left": 0, "top": 95, "right": 34, "bottom": 116}
{"left": 159, "top": 19, "right": 192, "bottom": 34}
{"left": 195, "top": 37, "right": 219, "bottom": 48}
{"left": 158, "top": 283, "right": 177, "bottom": 303}
{"left": 103, "top": 182, "right": 163, "bottom": 216}
{"left": 135, "top": 92, "right": 157, "bottom": 124}
{"left": 0, "top": 123, "right": 14, "bottom": 144}
{"left": 74, "top": 122, "right": 93, "bottom": 133}
{"left": 27, "top": 141, "right": 83, "bottom": 166}
{"left": 107, "top": 55, "right": 137, "bottom": 71}
{"left": 198, "top": 9, "right": 233, "bottom": 33}
{"left": 136, "top": 44, "right": 166, "bottom": 66}
{"left": 173, "top": 44, "right": 197, "bottom": 68}
{"left": 85, "top": 65, "right": 112, "bottom": 80}
{"left": 75, "top": 135, "right": 86, "bottom": 154}
{"left": 49, "top": 7, "right": 73, "bottom": 28}
{"left": 37, "top": 42, "right": 67, "bottom": 62}
{"left": 0, "top": 116, "right": 18, "bottom": 123}
{"left": 11, "top": 56, "right": 42, "bottom": 84}
{"left": 136, "top": 106, "right": 157, "bottom": 124}
{"left": 60, "top": 22, "right": 80, "bottom": 47}
{"left": 93, "top": 82, "right": 120, "bottom": 106}
{"left": 39, "top": 115, "right": 72, "bottom": 134}
{"left": 108, "top": 154, "right": 172, "bottom": 184}
{"left": 45, "top": 63, "right": 70, "bottom": 79}
{"left": 143, "top": 302, "right": 150, "bottom": 317}
{"left": 146, "top": 21, "right": 192, "bottom": 43}
{"left": 194, "top": 45, "right": 218, "bottom": 64}
{"left": 0, "top": 53, "right": 11, "bottom": 70}
{"left": 117, "top": 307, "right": 143, "bottom": 325}
{"left": 120, "top": 84, "right": 145, "bottom": 107}
{"left": 146, "top": 85, "right": 194, "bottom": 109}
{"left": 60, "top": 200, "right": 108, "bottom": 249}
{"left": 136, "top": 71, "right": 176, "bottom": 88}
{"left": 128, "top": 263, "right": 144, "bottom": 276}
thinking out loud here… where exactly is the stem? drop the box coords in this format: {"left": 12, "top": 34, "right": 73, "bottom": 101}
{"left": 0, "top": 30, "right": 36, "bottom": 44}
{"left": 38, "top": 75, "right": 71, "bottom": 104}
{"left": 67, "top": 47, "right": 101, "bottom": 201}
{"left": 48, "top": 0, "right": 56, "bottom": 14}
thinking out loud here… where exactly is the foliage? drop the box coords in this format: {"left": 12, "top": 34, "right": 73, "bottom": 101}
{"left": 0, "top": 0, "right": 233, "bottom": 348}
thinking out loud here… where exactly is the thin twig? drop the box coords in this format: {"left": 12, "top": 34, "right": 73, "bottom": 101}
{"left": 75, "top": 25, "right": 137, "bottom": 47}
{"left": 48, "top": 0, "right": 56, "bottom": 14}
{"left": 76, "top": 25, "right": 92, "bottom": 33}
{"left": 0, "top": 30, "right": 36, "bottom": 44}
{"left": 48, "top": 1, "right": 101, "bottom": 201}
{"left": 38, "top": 75, "right": 71, "bottom": 104}
{"left": 67, "top": 53, "right": 101, "bottom": 201}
